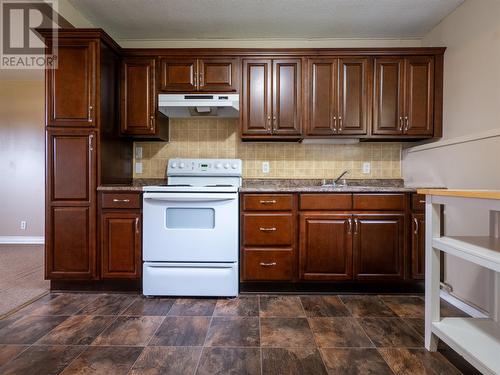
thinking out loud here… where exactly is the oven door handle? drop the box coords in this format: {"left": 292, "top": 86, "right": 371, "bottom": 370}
{"left": 143, "top": 192, "right": 237, "bottom": 202}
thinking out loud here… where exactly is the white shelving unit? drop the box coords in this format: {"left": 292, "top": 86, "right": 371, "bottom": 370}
{"left": 418, "top": 189, "right": 500, "bottom": 375}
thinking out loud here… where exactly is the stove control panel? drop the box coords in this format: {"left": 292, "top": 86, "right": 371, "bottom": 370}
{"left": 167, "top": 158, "right": 242, "bottom": 176}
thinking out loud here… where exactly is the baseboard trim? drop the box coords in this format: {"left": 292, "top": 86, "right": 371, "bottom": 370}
{"left": 0, "top": 236, "right": 45, "bottom": 244}
{"left": 440, "top": 289, "right": 489, "bottom": 318}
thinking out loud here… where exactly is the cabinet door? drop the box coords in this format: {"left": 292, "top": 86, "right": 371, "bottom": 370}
{"left": 272, "top": 59, "right": 302, "bottom": 135}
{"left": 241, "top": 59, "right": 272, "bottom": 135}
{"left": 306, "top": 59, "right": 337, "bottom": 136}
{"left": 353, "top": 214, "right": 404, "bottom": 280}
{"left": 121, "top": 58, "right": 156, "bottom": 135}
{"left": 405, "top": 56, "right": 434, "bottom": 136}
{"left": 101, "top": 212, "right": 141, "bottom": 279}
{"left": 411, "top": 213, "right": 425, "bottom": 279}
{"left": 338, "top": 58, "right": 369, "bottom": 135}
{"left": 159, "top": 58, "right": 197, "bottom": 92}
{"left": 299, "top": 213, "right": 353, "bottom": 281}
{"left": 46, "top": 38, "right": 96, "bottom": 127}
{"left": 372, "top": 58, "right": 405, "bottom": 135}
{"left": 198, "top": 58, "right": 239, "bottom": 92}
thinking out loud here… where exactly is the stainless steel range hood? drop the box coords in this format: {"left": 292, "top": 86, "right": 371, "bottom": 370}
{"left": 158, "top": 94, "right": 239, "bottom": 118}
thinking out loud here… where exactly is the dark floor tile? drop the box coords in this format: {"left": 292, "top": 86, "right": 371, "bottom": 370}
{"left": 0, "top": 345, "right": 84, "bottom": 375}
{"left": 261, "top": 317, "right": 315, "bottom": 348}
{"left": 260, "top": 296, "right": 305, "bottom": 317}
{"left": 0, "top": 315, "right": 68, "bottom": 344}
{"left": 300, "top": 296, "right": 350, "bottom": 317}
{"left": 309, "top": 317, "right": 373, "bottom": 348}
{"left": 92, "top": 316, "right": 163, "bottom": 346}
{"left": 402, "top": 318, "right": 425, "bottom": 338}
{"left": 77, "top": 294, "right": 136, "bottom": 315}
{"left": 213, "top": 296, "right": 259, "bottom": 317}
{"left": 167, "top": 298, "right": 216, "bottom": 316}
{"left": 379, "top": 347, "right": 462, "bottom": 375}
{"left": 380, "top": 296, "right": 425, "bottom": 318}
{"left": 10, "top": 294, "right": 57, "bottom": 316}
{"left": 197, "top": 347, "right": 261, "bottom": 375}
{"left": 262, "top": 347, "right": 328, "bottom": 375}
{"left": 321, "top": 348, "right": 394, "bottom": 375}
{"left": 340, "top": 295, "right": 397, "bottom": 318}
{"left": 26, "top": 293, "right": 97, "bottom": 316}
{"left": 149, "top": 316, "right": 210, "bottom": 346}
{"left": 359, "top": 318, "right": 424, "bottom": 348}
{"left": 0, "top": 345, "right": 28, "bottom": 367}
{"left": 130, "top": 346, "right": 200, "bottom": 375}
{"left": 60, "top": 346, "right": 142, "bottom": 375}
{"left": 205, "top": 317, "right": 260, "bottom": 347}
{"left": 121, "top": 297, "right": 175, "bottom": 316}
{"left": 37, "top": 315, "right": 115, "bottom": 345}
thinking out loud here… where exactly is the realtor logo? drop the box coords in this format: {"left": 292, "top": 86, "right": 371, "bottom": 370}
{"left": 1, "top": 0, "right": 58, "bottom": 69}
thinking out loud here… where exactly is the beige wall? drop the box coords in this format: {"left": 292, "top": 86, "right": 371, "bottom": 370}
{"left": 402, "top": 0, "right": 500, "bottom": 313}
{"left": 0, "top": 81, "right": 45, "bottom": 238}
{"left": 134, "top": 119, "right": 402, "bottom": 180}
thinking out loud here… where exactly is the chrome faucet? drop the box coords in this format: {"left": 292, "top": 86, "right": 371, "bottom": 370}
{"left": 333, "top": 170, "right": 350, "bottom": 186}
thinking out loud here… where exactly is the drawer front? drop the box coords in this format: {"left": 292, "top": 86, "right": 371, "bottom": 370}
{"left": 412, "top": 193, "right": 426, "bottom": 211}
{"left": 353, "top": 194, "right": 405, "bottom": 211}
{"left": 243, "top": 214, "right": 293, "bottom": 246}
{"left": 101, "top": 193, "right": 141, "bottom": 209}
{"left": 300, "top": 193, "right": 352, "bottom": 210}
{"left": 242, "top": 249, "right": 293, "bottom": 281}
{"left": 243, "top": 194, "right": 293, "bottom": 211}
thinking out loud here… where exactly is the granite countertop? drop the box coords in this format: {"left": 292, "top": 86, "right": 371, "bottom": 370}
{"left": 97, "top": 179, "right": 166, "bottom": 192}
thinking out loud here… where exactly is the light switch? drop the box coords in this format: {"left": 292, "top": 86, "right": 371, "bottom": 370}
{"left": 362, "top": 162, "right": 371, "bottom": 174}
{"left": 135, "top": 146, "right": 143, "bottom": 159}
{"left": 262, "top": 161, "right": 270, "bottom": 174}
{"left": 135, "top": 162, "right": 143, "bottom": 174}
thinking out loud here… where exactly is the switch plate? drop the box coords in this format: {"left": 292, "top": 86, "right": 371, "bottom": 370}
{"left": 135, "top": 162, "right": 143, "bottom": 174}
{"left": 362, "top": 162, "right": 371, "bottom": 174}
{"left": 135, "top": 146, "right": 143, "bottom": 159}
{"left": 20, "top": 221, "right": 26, "bottom": 230}
{"left": 262, "top": 161, "right": 270, "bottom": 174}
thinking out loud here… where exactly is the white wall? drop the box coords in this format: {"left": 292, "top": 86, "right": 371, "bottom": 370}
{"left": 403, "top": 0, "right": 500, "bottom": 313}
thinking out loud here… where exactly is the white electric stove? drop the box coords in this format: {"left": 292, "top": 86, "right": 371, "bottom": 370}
{"left": 142, "top": 158, "right": 242, "bottom": 297}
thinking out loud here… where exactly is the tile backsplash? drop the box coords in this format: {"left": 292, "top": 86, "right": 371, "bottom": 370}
{"left": 133, "top": 119, "right": 401, "bottom": 179}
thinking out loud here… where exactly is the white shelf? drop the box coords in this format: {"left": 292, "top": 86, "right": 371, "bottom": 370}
{"left": 433, "top": 236, "right": 500, "bottom": 272}
{"left": 432, "top": 318, "right": 500, "bottom": 375}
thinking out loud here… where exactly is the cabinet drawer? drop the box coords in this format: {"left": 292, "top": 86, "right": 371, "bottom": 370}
{"left": 243, "top": 214, "right": 293, "bottom": 246}
{"left": 243, "top": 194, "right": 293, "bottom": 211}
{"left": 242, "top": 249, "right": 293, "bottom": 281}
{"left": 412, "top": 193, "right": 426, "bottom": 212}
{"left": 101, "top": 193, "right": 141, "bottom": 209}
{"left": 353, "top": 194, "right": 405, "bottom": 211}
{"left": 300, "top": 194, "right": 352, "bottom": 210}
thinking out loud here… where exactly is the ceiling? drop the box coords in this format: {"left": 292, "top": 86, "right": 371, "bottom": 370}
{"left": 68, "top": 0, "right": 464, "bottom": 41}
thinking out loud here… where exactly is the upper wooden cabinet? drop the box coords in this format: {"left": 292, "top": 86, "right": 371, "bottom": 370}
{"left": 46, "top": 38, "right": 97, "bottom": 127}
{"left": 241, "top": 58, "right": 301, "bottom": 139}
{"left": 159, "top": 57, "right": 239, "bottom": 92}
{"left": 306, "top": 57, "right": 369, "bottom": 136}
{"left": 373, "top": 56, "right": 434, "bottom": 137}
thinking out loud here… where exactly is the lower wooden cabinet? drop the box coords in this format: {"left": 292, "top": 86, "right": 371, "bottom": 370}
{"left": 242, "top": 249, "right": 294, "bottom": 281}
{"left": 411, "top": 213, "right": 425, "bottom": 279}
{"left": 299, "top": 213, "right": 353, "bottom": 280}
{"left": 101, "top": 212, "right": 142, "bottom": 279}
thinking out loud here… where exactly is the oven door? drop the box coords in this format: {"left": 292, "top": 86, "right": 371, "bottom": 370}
{"left": 143, "top": 192, "right": 238, "bottom": 262}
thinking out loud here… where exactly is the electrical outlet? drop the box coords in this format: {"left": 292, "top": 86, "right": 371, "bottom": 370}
{"left": 135, "top": 146, "right": 143, "bottom": 159}
{"left": 262, "top": 161, "right": 270, "bottom": 174}
{"left": 362, "top": 162, "right": 371, "bottom": 174}
{"left": 20, "top": 221, "right": 27, "bottom": 230}
{"left": 135, "top": 162, "right": 143, "bottom": 174}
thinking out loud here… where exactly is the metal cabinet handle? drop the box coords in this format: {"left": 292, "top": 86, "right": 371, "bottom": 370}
{"left": 399, "top": 117, "right": 403, "bottom": 131}
{"left": 260, "top": 262, "right": 277, "bottom": 267}
{"left": 88, "top": 105, "right": 93, "bottom": 122}
{"left": 267, "top": 116, "right": 271, "bottom": 129}
{"left": 260, "top": 200, "right": 277, "bottom": 205}
{"left": 199, "top": 72, "right": 204, "bottom": 87}
{"left": 413, "top": 217, "right": 419, "bottom": 235}
{"left": 150, "top": 115, "right": 154, "bottom": 131}
{"left": 272, "top": 115, "right": 277, "bottom": 129}
{"left": 333, "top": 116, "right": 337, "bottom": 133}
{"left": 404, "top": 116, "right": 409, "bottom": 132}
{"left": 259, "top": 227, "right": 277, "bottom": 232}
{"left": 354, "top": 218, "right": 359, "bottom": 234}
{"left": 89, "top": 134, "right": 94, "bottom": 151}
{"left": 347, "top": 218, "right": 353, "bottom": 234}
{"left": 135, "top": 217, "right": 139, "bottom": 234}
{"left": 338, "top": 116, "right": 343, "bottom": 132}
{"left": 194, "top": 72, "right": 198, "bottom": 87}
{"left": 419, "top": 200, "right": 426, "bottom": 204}
{"left": 112, "top": 199, "right": 130, "bottom": 203}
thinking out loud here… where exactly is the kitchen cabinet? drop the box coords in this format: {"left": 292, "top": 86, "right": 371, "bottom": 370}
{"left": 241, "top": 58, "right": 301, "bottom": 138}
{"left": 46, "top": 128, "right": 96, "bottom": 279}
{"left": 46, "top": 38, "right": 97, "bottom": 127}
{"left": 159, "top": 57, "right": 238, "bottom": 92}
{"left": 411, "top": 213, "right": 425, "bottom": 279}
{"left": 373, "top": 56, "right": 434, "bottom": 137}
{"left": 353, "top": 214, "right": 405, "bottom": 280}
{"left": 299, "top": 213, "right": 353, "bottom": 280}
{"left": 306, "top": 57, "right": 369, "bottom": 136}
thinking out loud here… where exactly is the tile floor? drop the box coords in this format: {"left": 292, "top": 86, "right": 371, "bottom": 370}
{"left": 0, "top": 293, "right": 479, "bottom": 375}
